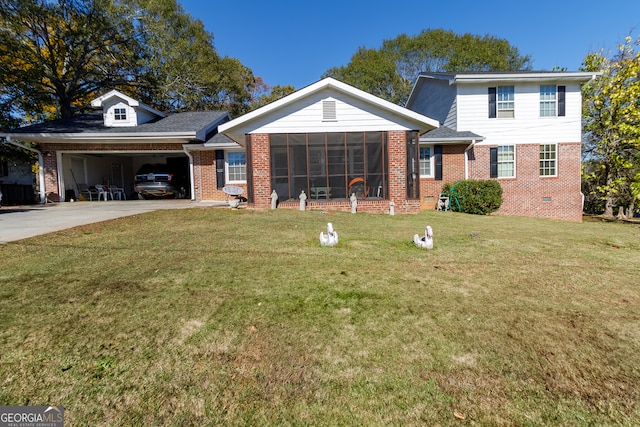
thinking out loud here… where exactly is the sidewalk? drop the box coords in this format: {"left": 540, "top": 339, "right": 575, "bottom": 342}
{"left": 0, "top": 199, "right": 227, "bottom": 243}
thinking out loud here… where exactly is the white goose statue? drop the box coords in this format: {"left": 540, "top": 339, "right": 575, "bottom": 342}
{"left": 319, "top": 222, "right": 339, "bottom": 246}
{"left": 413, "top": 225, "right": 433, "bottom": 249}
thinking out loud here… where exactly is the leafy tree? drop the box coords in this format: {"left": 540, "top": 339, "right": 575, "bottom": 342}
{"left": 582, "top": 36, "right": 640, "bottom": 217}
{"left": 0, "top": 0, "right": 263, "bottom": 122}
{"left": 323, "top": 29, "right": 532, "bottom": 105}
{"left": 252, "top": 84, "right": 296, "bottom": 110}
{"left": 0, "top": 0, "right": 133, "bottom": 121}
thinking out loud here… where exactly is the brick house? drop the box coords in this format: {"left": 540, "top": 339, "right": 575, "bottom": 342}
{"left": 406, "top": 72, "right": 598, "bottom": 221}
{"left": 1, "top": 72, "right": 598, "bottom": 220}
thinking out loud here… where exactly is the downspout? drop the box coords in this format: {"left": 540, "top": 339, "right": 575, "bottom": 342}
{"left": 464, "top": 139, "right": 478, "bottom": 180}
{"left": 5, "top": 136, "right": 46, "bottom": 203}
{"left": 182, "top": 145, "right": 196, "bottom": 201}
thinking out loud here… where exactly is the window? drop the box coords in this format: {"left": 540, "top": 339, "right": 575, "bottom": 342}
{"left": 497, "top": 86, "right": 514, "bottom": 118}
{"left": 0, "top": 161, "right": 8, "bottom": 177}
{"left": 540, "top": 85, "right": 557, "bottom": 117}
{"left": 419, "top": 146, "right": 433, "bottom": 177}
{"left": 540, "top": 85, "right": 566, "bottom": 117}
{"left": 490, "top": 145, "right": 515, "bottom": 178}
{"left": 540, "top": 144, "right": 557, "bottom": 176}
{"left": 114, "top": 108, "right": 127, "bottom": 121}
{"left": 227, "top": 152, "right": 246, "bottom": 182}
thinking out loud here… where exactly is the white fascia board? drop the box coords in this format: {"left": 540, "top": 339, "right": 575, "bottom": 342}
{"left": 416, "top": 72, "right": 601, "bottom": 86}
{"left": 219, "top": 77, "right": 439, "bottom": 136}
{"left": 450, "top": 72, "right": 601, "bottom": 84}
{"left": 4, "top": 132, "right": 196, "bottom": 144}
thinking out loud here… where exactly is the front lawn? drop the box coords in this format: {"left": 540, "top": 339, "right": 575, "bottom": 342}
{"left": 0, "top": 208, "right": 639, "bottom": 425}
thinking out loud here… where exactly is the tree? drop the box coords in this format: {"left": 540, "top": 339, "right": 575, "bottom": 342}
{"left": 323, "top": 29, "right": 532, "bottom": 105}
{"left": 582, "top": 36, "right": 640, "bottom": 217}
{"left": 0, "top": 0, "right": 263, "bottom": 122}
{"left": 0, "top": 0, "right": 134, "bottom": 121}
{"left": 252, "top": 84, "right": 296, "bottom": 110}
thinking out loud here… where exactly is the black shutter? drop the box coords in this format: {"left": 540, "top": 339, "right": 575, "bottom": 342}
{"left": 215, "top": 150, "right": 225, "bottom": 189}
{"left": 490, "top": 147, "right": 498, "bottom": 178}
{"left": 557, "top": 85, "right": 566, "bottom": 116}
{"left": 434, "top": 145, "right": 443, "bottom": 181}
{"left": 488, "top": 87, "right": 497, "bottom": 118}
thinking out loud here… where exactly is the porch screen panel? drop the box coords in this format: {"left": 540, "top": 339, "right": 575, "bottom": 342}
{"left": 268, "top": 131, "right": 388, "bottom": 201}
{"left": 270, "top": 134, "right": 291, "bottom": 200}
{"left": 326, "top": 133, "right": 347, "bottom": 199}
{"left": 308, "top": 133, "right": 327, "bottom": 191}
{"left": 406, "top": 131, "right": 419, "bottom": 199}
{"left": 289, "top": 134, "right": 308, "bottom": 199}
{"left": 366, "top": 132, "right": 386, "bottom": 198}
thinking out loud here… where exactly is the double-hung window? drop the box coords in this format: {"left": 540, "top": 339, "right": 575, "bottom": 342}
{"left": 497, "top": 86, "right": 514, "bottom": 118}
{"left": 490, "top": 145, "right": 515, "bottom": 178}
{"left": 540, "top": 144, "right": 557, "bottom": 176}
{"left": 489, "top": 86, "right": 515, "bottom": 118}
{"left": 419, "top": 146, "right": 433, "bottom": 177}
{"left": 540, "top": 85, "right": 557, "bottom": 117}
{"left": 226, "top": 151, "right": 246, "bottom": 182}
{"left": 540, "top": 85, "right": 566, "bottom": 117}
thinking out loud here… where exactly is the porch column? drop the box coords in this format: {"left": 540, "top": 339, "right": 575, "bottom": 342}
{"left": 250, "top": 134, "right": 271, "bottom": 209}
{"left": 387, "top": 131, "right": 407, "bottom": 205}
{"left": 42, "top": 149, "right": 61, "bottom": 201}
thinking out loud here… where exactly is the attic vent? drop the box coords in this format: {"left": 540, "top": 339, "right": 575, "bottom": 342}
{"left": 323, "top": 100, "right": 337, "bottom": 121}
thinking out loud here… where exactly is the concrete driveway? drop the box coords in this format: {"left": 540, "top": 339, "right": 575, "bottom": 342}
{"left": 0, "top": 199, "right": 227, "bottom": 243}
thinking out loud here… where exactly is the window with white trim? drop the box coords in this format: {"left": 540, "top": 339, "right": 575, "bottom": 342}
{"left": 226, "top": 151, "right": 246, "bottom": 182}
{"left": 540, "top": 144, "right": 557, "bottom": 176}
{"left": 419, "top": 146, "right": 433, "bottom": 177}
{"left": 540, "top": 85, "right": 557, "bottom": 117}
{"left": 497, "top": 86, "right": 514, "bottom": 118}
{"left": 114, "top": 107, "right": 127, "bottom": 121}
{"left": 497, "top": 145, "right": 515, "bottom": 177}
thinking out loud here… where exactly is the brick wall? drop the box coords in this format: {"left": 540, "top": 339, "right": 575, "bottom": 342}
{"left": 249, "top": 134, "right": 271, "bottom": 209}
{"left": 427, "top": 142, "right": 583, "bottom": 221}
{"left": 387, "top": 131, "right": 408, "bottom": 204}
{"left": 419, "top": 144, "right": 467, "bottom": 208}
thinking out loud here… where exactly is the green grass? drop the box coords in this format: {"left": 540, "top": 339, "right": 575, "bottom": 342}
{"left": 1, "top": 208, "right": 639, "bottom": 426}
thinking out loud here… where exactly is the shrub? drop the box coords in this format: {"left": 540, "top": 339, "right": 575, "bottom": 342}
{"left": 442, "top": 180, "right": 503, "bottom": 215}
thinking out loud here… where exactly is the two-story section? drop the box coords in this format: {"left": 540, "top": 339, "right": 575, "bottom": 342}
{"left": 406, "top": 71, "right": 598, "bottom": 221}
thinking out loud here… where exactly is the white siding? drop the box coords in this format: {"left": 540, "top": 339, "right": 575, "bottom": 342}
{"left": 456, "top": 82, "right": 584, "bottom": 146}
{"left": 103, "top": 100, "right": 136, "bottom": 127}
{"left": 245, "top": 89, "right": 420, "bottom": 134}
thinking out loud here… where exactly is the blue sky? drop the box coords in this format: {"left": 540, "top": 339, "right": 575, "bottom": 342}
{"left": 179, "top": 0, "right": 640, "bottom": 90}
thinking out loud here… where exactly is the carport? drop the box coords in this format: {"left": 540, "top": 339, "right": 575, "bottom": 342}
{"left": 1, "top": 90, "right": 234, "bottom": 203}
{"left": 60, "top": 151, "right": 190, "bottom": 200}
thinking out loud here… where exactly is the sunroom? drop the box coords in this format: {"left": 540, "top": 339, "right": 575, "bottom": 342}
{"left": 219, "top": 78, "right": 439, "bottom": 213}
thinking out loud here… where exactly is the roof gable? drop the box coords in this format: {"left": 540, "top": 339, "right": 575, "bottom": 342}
{"left": 90, "top": 90, "right": 166, "bottom": 127}
{"left": 219, "top": 77, "right": 439, "bottom": 144}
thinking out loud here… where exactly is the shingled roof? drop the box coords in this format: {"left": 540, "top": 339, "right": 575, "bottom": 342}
{"left": 7, "top": 111, "right": 229, "bottom": 138}
{"left": 421, "top": 126, "right": 483, "bottom": 143}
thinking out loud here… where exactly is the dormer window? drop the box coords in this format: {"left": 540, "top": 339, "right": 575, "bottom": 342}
{"left": 114, "top": 108, "right": 127, "bottom": 121}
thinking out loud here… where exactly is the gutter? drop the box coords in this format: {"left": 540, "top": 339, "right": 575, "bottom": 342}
{"left": 5, "top": 136, "right": 46, "bottom": 203}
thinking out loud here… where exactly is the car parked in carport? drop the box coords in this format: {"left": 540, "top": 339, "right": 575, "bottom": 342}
{"left": 134, "top": 164, "right": 186, "bottom": 199}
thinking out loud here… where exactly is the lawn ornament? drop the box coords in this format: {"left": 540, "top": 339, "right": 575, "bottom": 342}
{"left": 319, "top": 222, "right": 339, "bottom": 246}
{"left": 413, "top": 225, "right": 433, "bottom": 249}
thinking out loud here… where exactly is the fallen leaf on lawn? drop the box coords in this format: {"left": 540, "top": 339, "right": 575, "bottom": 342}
{"left": 453, "top": 411, "right": 466, "bottom": 420}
